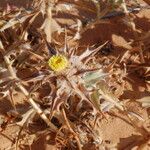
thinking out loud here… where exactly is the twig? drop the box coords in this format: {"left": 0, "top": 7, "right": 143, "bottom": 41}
{"left": 61, "top": 108, "right": 82, "bottom": 150}
{"left": 15, "top": 108, "right": 35, "bottom": 150}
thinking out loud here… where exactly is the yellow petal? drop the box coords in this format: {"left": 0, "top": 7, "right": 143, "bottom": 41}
{"left": 48, "top": 55, "right": 68, "bottom": 72}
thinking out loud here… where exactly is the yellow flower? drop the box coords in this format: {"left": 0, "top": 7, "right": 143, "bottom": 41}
{"left": 48, "top": 55, "right": 68, "bottom": 72}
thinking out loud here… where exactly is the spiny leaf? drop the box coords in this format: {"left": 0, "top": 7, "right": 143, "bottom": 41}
{"left": 90, "top": 90, "right": 101, "bottom": 112}
{"left": 97, "top": 81, "right": 124, "bottom": 111}
{"left": 0, "top": 12, "right": 33, "bottom": 31}
{"left": 40, "top": 5, "right": 62, "bottom": 43}
{"left": 79, "top": 42, "right": 108, "bottom": 61}
{"left": 83, "top": 69, "right": 108, "bottom": 88}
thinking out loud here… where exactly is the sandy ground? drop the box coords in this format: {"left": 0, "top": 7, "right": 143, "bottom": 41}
{"left": 0, "top": 0, "right": 150, "bottom": 150}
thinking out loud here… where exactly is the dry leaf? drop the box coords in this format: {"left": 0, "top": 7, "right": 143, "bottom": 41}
{"left": 137, "top": 97, "right": 150, "bottom": 108}
{"left": 97, "top": 81, "right": 124, "bottom": 111}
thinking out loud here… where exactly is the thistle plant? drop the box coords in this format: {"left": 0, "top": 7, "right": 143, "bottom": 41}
{"left": 0, "top": 0, "right": 149, "bottom": 149}
{"left": 43, "top": 40, "right": 125, "bottom": 120}
{"left": 0, "top": 31, "right": 123, "bottom": 149}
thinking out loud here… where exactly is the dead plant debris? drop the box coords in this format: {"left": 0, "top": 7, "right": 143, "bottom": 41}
{"left": 0, "top": 0, "right": 150, "bottom": 150}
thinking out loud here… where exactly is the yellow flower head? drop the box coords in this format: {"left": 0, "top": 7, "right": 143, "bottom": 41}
{"left": 48, "top": 55, "right": 68, "bottom": 72}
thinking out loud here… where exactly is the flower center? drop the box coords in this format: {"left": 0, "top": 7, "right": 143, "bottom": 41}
{"left": 48, "top": 55, "right": 68, "bottom": 72}
{"left": 55, "top": 58, "right": 62, "bottom": 64}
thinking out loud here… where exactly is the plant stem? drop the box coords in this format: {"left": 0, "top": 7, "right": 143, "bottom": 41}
{"left": 62, "top": 108, "right": 82, "bottom": 150}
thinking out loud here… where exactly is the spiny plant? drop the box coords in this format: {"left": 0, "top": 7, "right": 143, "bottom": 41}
{"left": 0, "top": 5, "right": 122, "bottom": 149}
{"left": 0, "top": 0, "right": 150, "bottom": 149}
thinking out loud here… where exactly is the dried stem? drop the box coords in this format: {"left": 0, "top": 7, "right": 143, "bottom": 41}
{"left": 61, "top": 108, "right": 82, "bottom": 150}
